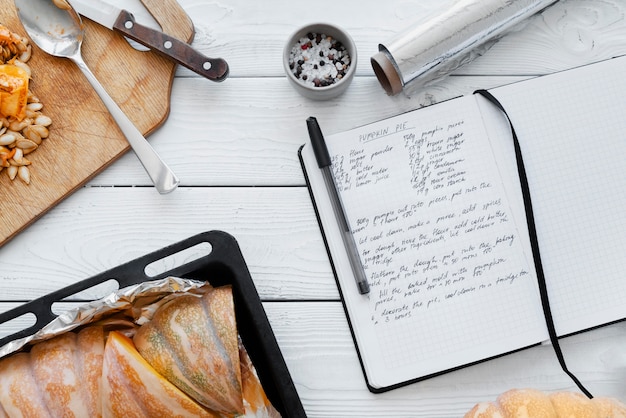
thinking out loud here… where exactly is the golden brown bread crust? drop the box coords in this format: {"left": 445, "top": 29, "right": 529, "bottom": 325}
{"left": 497, "top": 388, "right": 557, "bottom": 417}
{"left": 549, "top": 391, "right": 596, "bottom": 417}
{"left": 464, "top": 389, "right": 626, "bottom": 418}
{"left": 465, "top": 401, "right": 505, "bottom": 418}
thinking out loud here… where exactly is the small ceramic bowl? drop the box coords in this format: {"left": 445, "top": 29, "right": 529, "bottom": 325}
{"left": 283, "top": 23, "right": 357, "bottom": 100}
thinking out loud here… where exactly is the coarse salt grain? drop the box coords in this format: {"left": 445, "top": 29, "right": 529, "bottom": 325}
{"left": 288, "top": 32, "right": 351, "bottom": 88}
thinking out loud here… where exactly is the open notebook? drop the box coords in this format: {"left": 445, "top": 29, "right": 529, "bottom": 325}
{"left": 299, "top": 55, "right": 626, "bottom": 392}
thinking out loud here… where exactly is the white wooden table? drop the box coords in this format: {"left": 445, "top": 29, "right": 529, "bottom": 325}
{"left": 2, "top": 0, "right": 626, "bottom": 416}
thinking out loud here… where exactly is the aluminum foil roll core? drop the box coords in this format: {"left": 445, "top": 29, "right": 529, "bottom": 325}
{"left": 371, "top": 0, "right": 557, "bottom": 96}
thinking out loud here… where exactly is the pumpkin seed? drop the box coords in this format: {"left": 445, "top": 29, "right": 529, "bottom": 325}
{"left": 12, "top": 59, "right": 30, "bottom": 78}
{"left": 16, "top": 138, "right": 38, "bottom": 153}
{"left": 19, "top": 44, "right": 31, "bottom": 62}
{"left": 7, "top": 165, "right": 16, "bottom": 180}
{"left": 23, "top": 126, "right": 42, "bottom": 144}
{"left": 9, "top": 147, "right": 23, "bottom": 165}
{"left": 9, "top": 119, "right": 29, "bottom": 132}
{"left": 17, "top": 165, "right": 30, "bottom": 184}
{"left": 34, "top": 115, "right": 52, "bottom": 127}
{"left": 30, "top": 124, "right": 48, "bottom": 139}
{"left": 26, "top": 102, "right": 43, "bottom": 112}
{"left": 0, "top": 133, "right": 15, "bottom": 145}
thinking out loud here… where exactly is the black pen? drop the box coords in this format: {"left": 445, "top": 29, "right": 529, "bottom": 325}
{"left": 306, "top": 117, "right": 370, "bottom": 295}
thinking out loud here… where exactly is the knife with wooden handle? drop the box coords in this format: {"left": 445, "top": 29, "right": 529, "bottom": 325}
{"left": 70, "top": 0, "right": 229, "bottom": 81}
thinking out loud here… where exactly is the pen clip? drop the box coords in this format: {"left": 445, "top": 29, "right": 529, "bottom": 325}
{"left": 307, "top": 117, "right": 332, "bottom": 168}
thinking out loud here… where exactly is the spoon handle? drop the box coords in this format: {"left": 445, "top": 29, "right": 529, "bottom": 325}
{"left": 72, "top": 55, "right": 179, "bottom": 194}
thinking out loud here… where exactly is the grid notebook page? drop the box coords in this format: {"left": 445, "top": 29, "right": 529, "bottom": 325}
{"left": 492, "top": 56, "right": 626, "bottom": 337}
{"left": 323, "top": 95, "right": 547, "bottom": 388}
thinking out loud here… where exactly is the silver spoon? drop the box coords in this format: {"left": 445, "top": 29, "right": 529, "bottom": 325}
{"left": 14, "top": 0, "right": 179, "bottom": 194}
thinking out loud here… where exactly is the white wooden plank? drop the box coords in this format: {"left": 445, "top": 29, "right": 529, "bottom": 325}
{"left": 171, "top": 0, "right": 626, "bottom": 79}
{"left": 174, "top": 0, "right": 459, "bottom": 78}
{"left": 0, "top": 187, "right": 339, "bottom": 301}
{"left": 87, "top": 0, "right": 626, "bottom": 188}
{"left": 88, "top": 75, "right": 529, "bottom": 187}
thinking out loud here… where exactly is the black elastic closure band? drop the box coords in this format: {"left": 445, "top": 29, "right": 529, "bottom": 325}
{"left": 474, "top": 89, "right": 593, "bottom": 399}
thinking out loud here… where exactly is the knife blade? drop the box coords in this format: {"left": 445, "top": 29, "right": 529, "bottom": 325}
{"left": 69, "top": 0, "right": 229, "bottom": 82}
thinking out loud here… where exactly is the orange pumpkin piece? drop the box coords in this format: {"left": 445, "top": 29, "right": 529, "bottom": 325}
{"left": 0, "top": 352, "right": 51, "bottom": 417}
{"left": 0, "top": 64, "right": 29, "bottom": 121}
{"left": 239, "top": 341, "right": 281, "bottom": 418}
{"left": 133, "top": 286, "right": 244, "bottom": 415}
{"left": 102, "top": 331, "right": 219, "bottom": 418}
{"left": 0, "top": 326, "right": 105, "bottom": 417}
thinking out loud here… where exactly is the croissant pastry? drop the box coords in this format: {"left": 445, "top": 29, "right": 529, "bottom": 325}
{"left": 465, "top": 388, "right": 626, "bottom": 418}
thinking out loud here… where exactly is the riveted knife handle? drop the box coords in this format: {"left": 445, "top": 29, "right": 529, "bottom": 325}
{"left": 113, "top": 10, "right": 229, "bottom": 82}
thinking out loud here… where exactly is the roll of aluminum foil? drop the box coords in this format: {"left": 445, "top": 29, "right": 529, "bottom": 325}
{"left": 371, "top": 0, "right": 557, "bottom": 96}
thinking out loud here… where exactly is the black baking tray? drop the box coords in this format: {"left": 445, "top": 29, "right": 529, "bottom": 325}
{"left": 0, "top": 230, "right": 306, "bottom": 418}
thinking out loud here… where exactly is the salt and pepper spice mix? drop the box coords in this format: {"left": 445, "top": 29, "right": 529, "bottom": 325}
{"left": 288, "top": 32, "right": 351, "bottom": 88}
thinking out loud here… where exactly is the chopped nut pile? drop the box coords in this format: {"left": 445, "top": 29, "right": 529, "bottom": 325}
{"left": 288, "top": 32, "right": 351, "bottom": 88}
{"left": 0, "top": 24, "right": 52, "bottom": 185}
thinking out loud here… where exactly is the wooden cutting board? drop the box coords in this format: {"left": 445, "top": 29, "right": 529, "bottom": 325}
{"left": 0, "top": 0, "right": 194, "bottom": 247}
